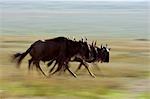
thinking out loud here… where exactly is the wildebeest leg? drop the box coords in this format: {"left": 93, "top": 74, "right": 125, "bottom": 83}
{"left": 49, "top": 61, "right": 57, "bottom": 73}
{"left": 35, "top": 61, "right": 47, "bottom": 77}
{"left": 50, "top": 55, "right": 65, "bottom": 75}
{"left": 58, "top": 62, "right": 69, "bottom": 75}
{"left": 75, "top": 62, "right": 83, "bottom": 73}
{"left": 48, "top": 61, "right": 58, "bottom": 77}
{"left": 65, "top": 63, "right": 77, "bottom": 78}
{"left": 82, "top": 61, "right": 95, "bottom": 78}
{"left": 71, "top": 57, "right": 84, "bottom": 73}
{"left": 67, "top": 69, "right": 77, "bottom": 77}
{"left": 51, "top": 60, "right": 77, "bottom": 78}
{"left": 62, "top": 60, "right": 77, "bottom": 78}
{"left": 28, "top": 58, "right": 33, "bottom": 70}
{"left": 51, "top": 62, "right": 62, "bottom": 75}
{"left": 47, "top": 59, "right": 55, "bottom": 67}
{"left": 63, "top": 62, "right": 70, "bottom": 72}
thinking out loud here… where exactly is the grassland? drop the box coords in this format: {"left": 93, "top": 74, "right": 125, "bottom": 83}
{"left": 0, "top": 35, "right": 150, "bottom": 99}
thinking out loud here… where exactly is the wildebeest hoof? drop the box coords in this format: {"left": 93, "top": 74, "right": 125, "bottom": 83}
{"left": 91, "top": 74, "right": 96, "bottom": 78}
{"left": 73, "top": 74, "right": 77, "bottom": 78}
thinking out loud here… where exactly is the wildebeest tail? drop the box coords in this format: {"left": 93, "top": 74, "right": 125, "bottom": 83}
{"left": 12, "top": 45, "right": 32, "bottom": 67}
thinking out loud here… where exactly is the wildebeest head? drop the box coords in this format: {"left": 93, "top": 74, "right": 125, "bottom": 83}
{"left": 97, "top": 44, "right": 110, "bottom": 63}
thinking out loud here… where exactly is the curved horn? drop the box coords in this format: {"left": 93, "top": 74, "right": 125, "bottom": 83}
{"left": 94, "top": 41, "right": 97, "bottom": 46}
{"left": 73, "top": 36, "right": 76, "bottom": 41}
{"left": 101, "top": 44, "right": 103, "bottom": 48}
{"left": 92, "top": 41, "right": 94, "bottom": 46}
{"left": 84, "top": 37, "right": 87, "bottom": 41}
{"left": 81, "top": 37, "right": 83, "bottom": 42}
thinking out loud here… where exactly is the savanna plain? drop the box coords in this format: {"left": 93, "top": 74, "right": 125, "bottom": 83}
{"left": 0, "top": 35, "right": 149, "bottom": 99}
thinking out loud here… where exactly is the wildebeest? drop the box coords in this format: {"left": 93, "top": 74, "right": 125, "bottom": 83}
{"left": 12, "top": 37, "right": 90, "bottom": 77}
{"left": 73, "top": 44, "right": 110, "bottom": 73}
{"left": 12, "top": 36, "right": 110, "bottom": 78}
{"left": 47, "top": 39, "right": 97, "bottom": 77}
{"left": 47, "top": 41, "right": 110, "bottom": 77}
{"left": 13, "top": 37, "right": 67, "bottom": 76}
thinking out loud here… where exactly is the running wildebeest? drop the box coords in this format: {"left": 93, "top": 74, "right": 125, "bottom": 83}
{"left": 73, "top": 44, "right": 110, "bottom": 73}
{"left": 47, "top": 41, "right": 110, "bottom": 77}
{"left": 12, "top": 37, "right": 90, "bottom": 77}
{"left": 13, "top": 37, "right": 67, "bottom": 76}
{"left": 47, "top": 38, "right": 97, "bottom": 77}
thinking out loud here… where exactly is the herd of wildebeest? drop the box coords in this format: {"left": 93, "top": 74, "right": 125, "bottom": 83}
{"left": 12, "top": 37, "right": 110, "bottom": 78}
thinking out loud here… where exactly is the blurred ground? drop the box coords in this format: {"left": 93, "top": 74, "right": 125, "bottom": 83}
{"left": 0, "top": 35, "right": 150, "bottom": 99}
